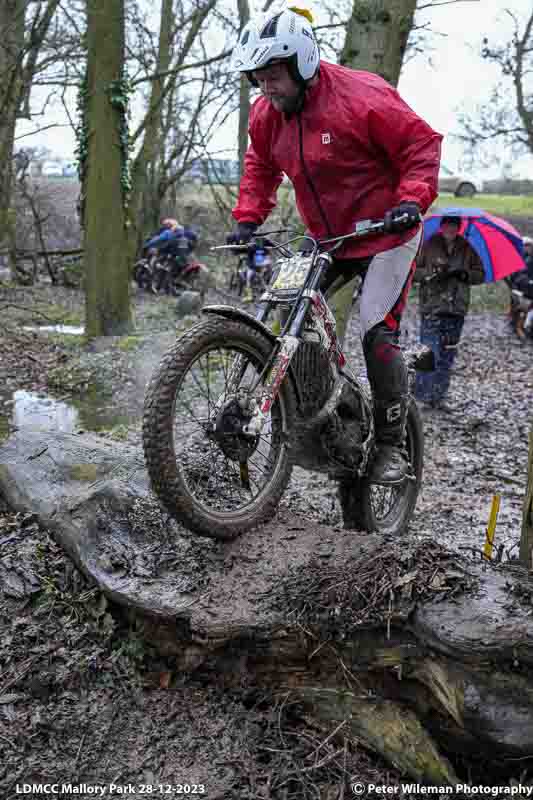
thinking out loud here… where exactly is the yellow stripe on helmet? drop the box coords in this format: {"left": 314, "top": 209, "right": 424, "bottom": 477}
{"left": 288, "top": 6, "right": 314, "bottom": 23}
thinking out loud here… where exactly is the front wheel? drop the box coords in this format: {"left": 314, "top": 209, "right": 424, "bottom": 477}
{"left": 338, "top": 399, "right": 423, "bottom": 534}
{"left": 142, "top": 316, "right": 295, "bottom": 540}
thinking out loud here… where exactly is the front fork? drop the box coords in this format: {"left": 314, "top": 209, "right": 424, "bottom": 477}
{"left": 212, "top": 253, "right": 336, "bottom": 438}
{"left": 242, "top": 334, "right": 300, "bottom": 435}
{"left": 210, "top": 296, "right": 313, "bottom": 437}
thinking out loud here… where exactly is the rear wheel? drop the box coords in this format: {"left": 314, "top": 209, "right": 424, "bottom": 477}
{"left": 142, "top": 316, "right": 295, "bottom": 540}
{"left": 338, "top": 400, "right": 423, "bottom": 534}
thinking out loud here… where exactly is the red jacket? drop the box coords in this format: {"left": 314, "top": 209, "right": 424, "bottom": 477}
{"left": 233, "top": 61, "right": 442, "bottom": 260}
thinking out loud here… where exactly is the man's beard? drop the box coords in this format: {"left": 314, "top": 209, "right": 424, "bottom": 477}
{"left": 267, "top": 91, "right": 304, "bottom": 115}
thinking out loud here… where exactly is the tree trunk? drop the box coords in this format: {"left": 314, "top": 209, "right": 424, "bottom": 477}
{"left": 340, "top": 0, "right": 417, "bottom": 87}
{"left": 0, "top": 0, "right": 25, "bottom": 251}
{"left": 520, "top": 425, "right": 533, "bottom": 569}
{"left": 129, "top": 0, "right": 173, "bottom": 254}
{"left": 238, "top": 75, "right": 251, "bottom": 180}
{"left": 4, "top": 427, "right": 533, "bottom": 784}
{"left": 84, "top": 0, "right": 131, "bottom": 337}
{"left": 237, "top": 0, "right": 251, "bottom": 179}
{"left": 129, "top": 0, "right": 217, "bottom": 254}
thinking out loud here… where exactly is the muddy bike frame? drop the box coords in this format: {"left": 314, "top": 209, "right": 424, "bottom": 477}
{"left": 210, "top": 216, "right": 415, "bottom": 451}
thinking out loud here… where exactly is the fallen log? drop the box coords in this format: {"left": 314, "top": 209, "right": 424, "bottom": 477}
{"left": 1, "top": 429, "right": 533, "bottom": 784}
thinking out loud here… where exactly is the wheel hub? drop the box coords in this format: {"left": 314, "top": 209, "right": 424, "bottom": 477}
{"left": 211, "top": 398, "right": 257, "bottom": 461}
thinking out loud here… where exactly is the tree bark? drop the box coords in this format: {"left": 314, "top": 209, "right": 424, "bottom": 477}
{"left": 340, "top": 0, "right": 417, "bottom": 86}
{"left": 0, "top": 0, "right": 25, "bottom": 251}
{"left": 84, "top": 0, "right": 131, "bottom": 337}
{"left": 128, "top": 0, "right": 218, "bottom": 253}
{"left": 237, "top": 0, "right": 251, "bottom": 179}
{"left": 237, "top": 75, "right": 251, "bottom": 181}
{"left": 4, "top": 427, "right": 533, "bottom": 784}
{"left": 5, "top": 428, "right": 533, "bottom": 783}
{"left": 520, "top": 425, "right": 533, "bottom": 569}
{"left": 129, "top": 0, "right": 173, "bottom": 253}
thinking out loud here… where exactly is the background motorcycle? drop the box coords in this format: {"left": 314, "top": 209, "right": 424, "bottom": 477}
{"left": 142, "top": 215, "right": 433, "bottom": 541}
{"left": 134, "top": 245, "right": 209, "bottom": 299}
{"left": 133, "top": 248, "right": 159, "bottom": 292}
{"left": 228, "top": 240, "right": 273, "bottom": 300}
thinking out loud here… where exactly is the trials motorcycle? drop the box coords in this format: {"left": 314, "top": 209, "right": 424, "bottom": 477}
{"left": 228, "top": 239, "right": 274, "bottom": 301}
{"left": 142, "top": 215, "right": 433, "bottom": 540}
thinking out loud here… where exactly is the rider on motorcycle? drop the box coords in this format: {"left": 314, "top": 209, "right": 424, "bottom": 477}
{"left": 144, "top": 218, "right": 198, "bottom": 282}
{"left": 228, "top": 6, "right": 442, "bottom": 485}
{"left": 242, "top": 241, "right": 272, "bottom": 302}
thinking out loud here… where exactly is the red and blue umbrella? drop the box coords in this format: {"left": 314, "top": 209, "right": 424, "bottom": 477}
{"left": 423, "top": 206, "right": 526, "bottom": 282}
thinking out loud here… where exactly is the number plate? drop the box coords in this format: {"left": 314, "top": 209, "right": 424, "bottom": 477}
{"left": 271, "top": 255, "right": 312, "bottom": 291}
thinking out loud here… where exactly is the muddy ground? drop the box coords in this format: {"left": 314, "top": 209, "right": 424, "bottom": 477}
{"left": 0, "top": 278, "right": 532, "bottom": 797}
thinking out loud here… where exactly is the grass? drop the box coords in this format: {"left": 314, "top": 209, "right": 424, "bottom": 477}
{"left": 469, "top": 281, "right": 509, "bottom": 313}
{"left": 432, "top": 193, "right": 533, "bottom": 218}
{"left": 178, "top": 182, "right": 533, "bottom": 219}
{"left": 33, "top": 302, "right": 84, "bottom": 326}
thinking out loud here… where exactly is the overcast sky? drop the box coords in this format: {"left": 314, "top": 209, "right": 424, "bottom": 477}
{"left": 398, "top": 0, "right": 533, "bottom": 179}
{"left": 16, "top": 0, "right": 533, "bottom": 181}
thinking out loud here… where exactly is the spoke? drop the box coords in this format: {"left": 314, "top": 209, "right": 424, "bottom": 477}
{"left": 196, "top": 351, "right": 218, "bottom": 415}
{"left": 249, "top": 441, "right": 276, "bottom": 469}
{"left": 370, "top": 485, "right": 399, "bottom": 521}
{"left": 175, "top": 392, "right": 209, "bottom": 430}
{"left": 207, "top": 352, "right": 211, "bottom": 415}
{"left": 172, "top": 341, "right": 284, "bottom": 515}
{"left": 248, "top": 456, "right": 276, "bottom": 481}
{"left": 188, "top": 362, "right": 211, "bottom": 403}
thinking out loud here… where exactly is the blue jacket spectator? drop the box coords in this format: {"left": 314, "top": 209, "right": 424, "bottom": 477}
{"left": 144, "top": 218, "right": 198, "bottom": 257}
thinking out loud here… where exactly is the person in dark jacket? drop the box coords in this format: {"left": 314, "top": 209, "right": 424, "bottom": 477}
{"left": 228, "top": 6, "right": 442, "bottom": 486}
{"left": 414, "top": 216, "right": 484, "bottom": 408}
{"left": 144, "top": 218, "right": 198, "bottom": 259}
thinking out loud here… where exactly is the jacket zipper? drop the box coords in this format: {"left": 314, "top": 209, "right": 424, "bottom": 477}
{"left": 297, "top": 114, "right": 333, "bottom": 238}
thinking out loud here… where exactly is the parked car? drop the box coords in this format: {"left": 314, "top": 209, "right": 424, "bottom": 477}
{"left": 438, "top": 165, "right": 478, "bottom": 197}
{"left": 41, "top": 160, "right": 63, "bottom": 177}
{"left": 62, "top": 163, "right": 77, "bottom": 177}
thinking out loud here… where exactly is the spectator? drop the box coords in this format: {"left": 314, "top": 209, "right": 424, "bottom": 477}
{"left": 144, "top": 218, "right": 198, "bottom": 257}
{"left": 524, "top": 236, "right": 533, "bottom": 279}
{"left": 414, "top": 215, "right": 484, "bottom": 409}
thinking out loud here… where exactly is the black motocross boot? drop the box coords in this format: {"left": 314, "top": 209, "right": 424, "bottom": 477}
{"left": 367, "top": 398, "right": 409, "bottom": 485}
{"left": 363, "top": 323, "right": 409, "bottom": 486}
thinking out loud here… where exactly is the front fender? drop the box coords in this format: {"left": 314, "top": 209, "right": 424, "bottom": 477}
{"left": 202, "top": 304, "right": 302, "bottom": 406}
{"left": 203, "top": 304, "right": 276, "bottom": 342}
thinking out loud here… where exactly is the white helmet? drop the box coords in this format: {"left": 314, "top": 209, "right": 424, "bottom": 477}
{"left": 231, "top": 7, "right": 319, "bottom": 84}
{"left": 523, "top": 236, "right": 532, "bottom": 246}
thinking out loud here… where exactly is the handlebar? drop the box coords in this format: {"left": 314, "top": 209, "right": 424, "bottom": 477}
{"left": 211, "top": 212, "right": 415, "bottom": 255}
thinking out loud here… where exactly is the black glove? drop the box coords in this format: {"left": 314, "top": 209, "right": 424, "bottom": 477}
{"left": 298, "top": 230, "right": 314, "bottom": 255}
{"left": 447, "top": 268, "right": 469, "bottom": 283}
{"left": 226, "top": 221, "right": 258, "bottom": 246}
{"left": 384, "top": 202, "right": 421, "bottom": 234}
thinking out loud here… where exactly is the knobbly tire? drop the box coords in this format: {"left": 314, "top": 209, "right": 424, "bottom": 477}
{"left": 142, "top": 316, "right": 295, "bottom": 540}
{"left": 339, "top": 399, "right": 424, "bottom": 534}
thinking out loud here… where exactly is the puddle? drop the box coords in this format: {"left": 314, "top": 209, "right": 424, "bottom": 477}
{"left": 0, "top": 389, "right": 136, "bottom": 440}
{"left": 22, "top": 324, "right": 85, "bottom": 335}
{"left": 10, "top": 391, "right": 80, "bottom": 432}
